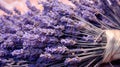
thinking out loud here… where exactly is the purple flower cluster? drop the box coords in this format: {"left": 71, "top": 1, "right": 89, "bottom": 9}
{"left": 0, "top": 0, "right": 119, "bottom": 67}
{"left": 45, "top": 46, "right": 69, "bottom": 54}
{"left": 64, "top": 57, "right": 81, "bottom": 66}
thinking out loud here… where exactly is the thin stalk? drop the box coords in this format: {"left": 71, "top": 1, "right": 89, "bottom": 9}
{"left": 49, "top": 63, "right": 64, "bottom": 67}
{"left": 80, "top": 54, "right": 103, "bottom": 60}
{"left": 94, "top": 31, "right": 105, "bottom": 42}
{"left": 76, "top": 51, "right": 103, "bottom": 57}
{"left": 95, "top": 17, "right": 111, "bottom": 29}
{"left": 76, "top": 42, "right": 106, "bottom": 45}
{"left": 100, "top": 12, "right": 120, "bottom": 29}
{"left": 76, "top": 46, "right": 104, "bottom": 48}
{"left": 85, "top": 57, "right": 99, "bottom": 67}
{"left": 70, "top": 17, "right": 102, "bottom": 36}
{"left": 70, "top": 47, "right": 105, "bottom": 52}
{"left": 79, "top": 57, "right": 96, "bottom": 67}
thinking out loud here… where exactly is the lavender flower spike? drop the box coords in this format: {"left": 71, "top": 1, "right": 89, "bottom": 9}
{"left": 0, "top": 4, "right": 12, "bottom": 14}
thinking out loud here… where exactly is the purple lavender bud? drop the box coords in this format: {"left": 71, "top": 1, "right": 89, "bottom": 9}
{"left": 23, "top": 25, "right": 33, "bottom": 31}
{"left": 31, "top": 28, "right": 40, "bottom": 34}
{"left": 11, "top": 35, "right": 23, "bottom": 45}
{"left": 81, "top": 10, "right": 95, "bottom": 20}
{"left": 82, "top": 35, "right": 94, "bottom": 42}
{"left": 12, "top": 48, "right": 42, "bottom": 60}
{"left": 23, "top": 32, "right": 39, "bottom": 40}
{"left": 64, "top": 57, "right": 81, "bottom": 65}
{"left": 6, "top": 27, "right": 17, "bottom": 34}
{"left": 64, "top": 25, "right": 78, "bottom": 35}
{"left": 39, "top": 16, "right": 57, "bottom": 27}
{"left": 37, "top": 35, "right": 48, "bottom": 43}
{"left": 26, "top": 0, "right": 38, "bottom": 11}
{"left": 51, "top": 0, "right": 74, "bottom": 16}
{"left": 23, "top": 18, "right": 34, "bottom": 25}
{"left": 32, "top": 15, "right": 41, "bottom": 21}
{"left": 0, "top": 4, "right": 12, "bottom": 14}
{"left": 38, "top": 53, "right": 56, "bottom": 63}
{"left": 38, "top": 35, "right": 58, "bottom": 44}
{"left": 16, "top": 31, "right": 24, "bottom": 37}
{"left": 54, "top": 30, "right": 63, "bottom": 37}
{"left": 11, "top": 49, "right": 24, "bottom": 56}
{"left": 1, "top": 38, "right": 14, "bottom": 49}
{"left": 60, "top": 16, "right": 74, "bottom": 24}
{"left": 0, "top": 35, "right": 4, "bottom": 43}
{"left": 39, "top": 28, "right": 56, "bottom": 35}
{"left": 27, "top": 11, "right": 34, "bottom": 16}
{"left": 54, "top": 25, "right": 65, "bottom": 30}
{"left": 13, "top": 8, "right": 21, "bottom": 15}
{"left": 60, "top": 38, "right": 77, "bottom": 46}
{"left": 23, "top": 40, "right": 36, "bottom": 48}
{"left": 0, "top": 49, "right": 8, "bottom": 57}
{"left": 48, "top": 37, "right": 58, "bottom": 43}
{"left": 0, "top": 33, "right": 10, "bottom": 40}
{"left": 23, "top": 34, "right": 45, "bottom": 48}
{"left": 41, "top": 1, "right": 52, "bottom": 14}
{"left": 45, "top": 46, "right": 69, "bottom": 54}
{"left": 12, "top": 49, "right": 28, "bottom": 59}
{"left": 46, "top": 11, "right": 58, "bottom": 19}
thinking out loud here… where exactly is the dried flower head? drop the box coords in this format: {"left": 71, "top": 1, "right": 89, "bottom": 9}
{"left": 0, "top": 0, "right": 120, "bottom": 67}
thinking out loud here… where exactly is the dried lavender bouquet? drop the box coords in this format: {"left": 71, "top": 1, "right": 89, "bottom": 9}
{"left": 0, "top": 0, "right": 120, "bottom": 67}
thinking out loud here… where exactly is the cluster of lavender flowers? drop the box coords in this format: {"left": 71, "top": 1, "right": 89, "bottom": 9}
{"left": 0, "top": 0, "right": 119, "bottom": 67}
